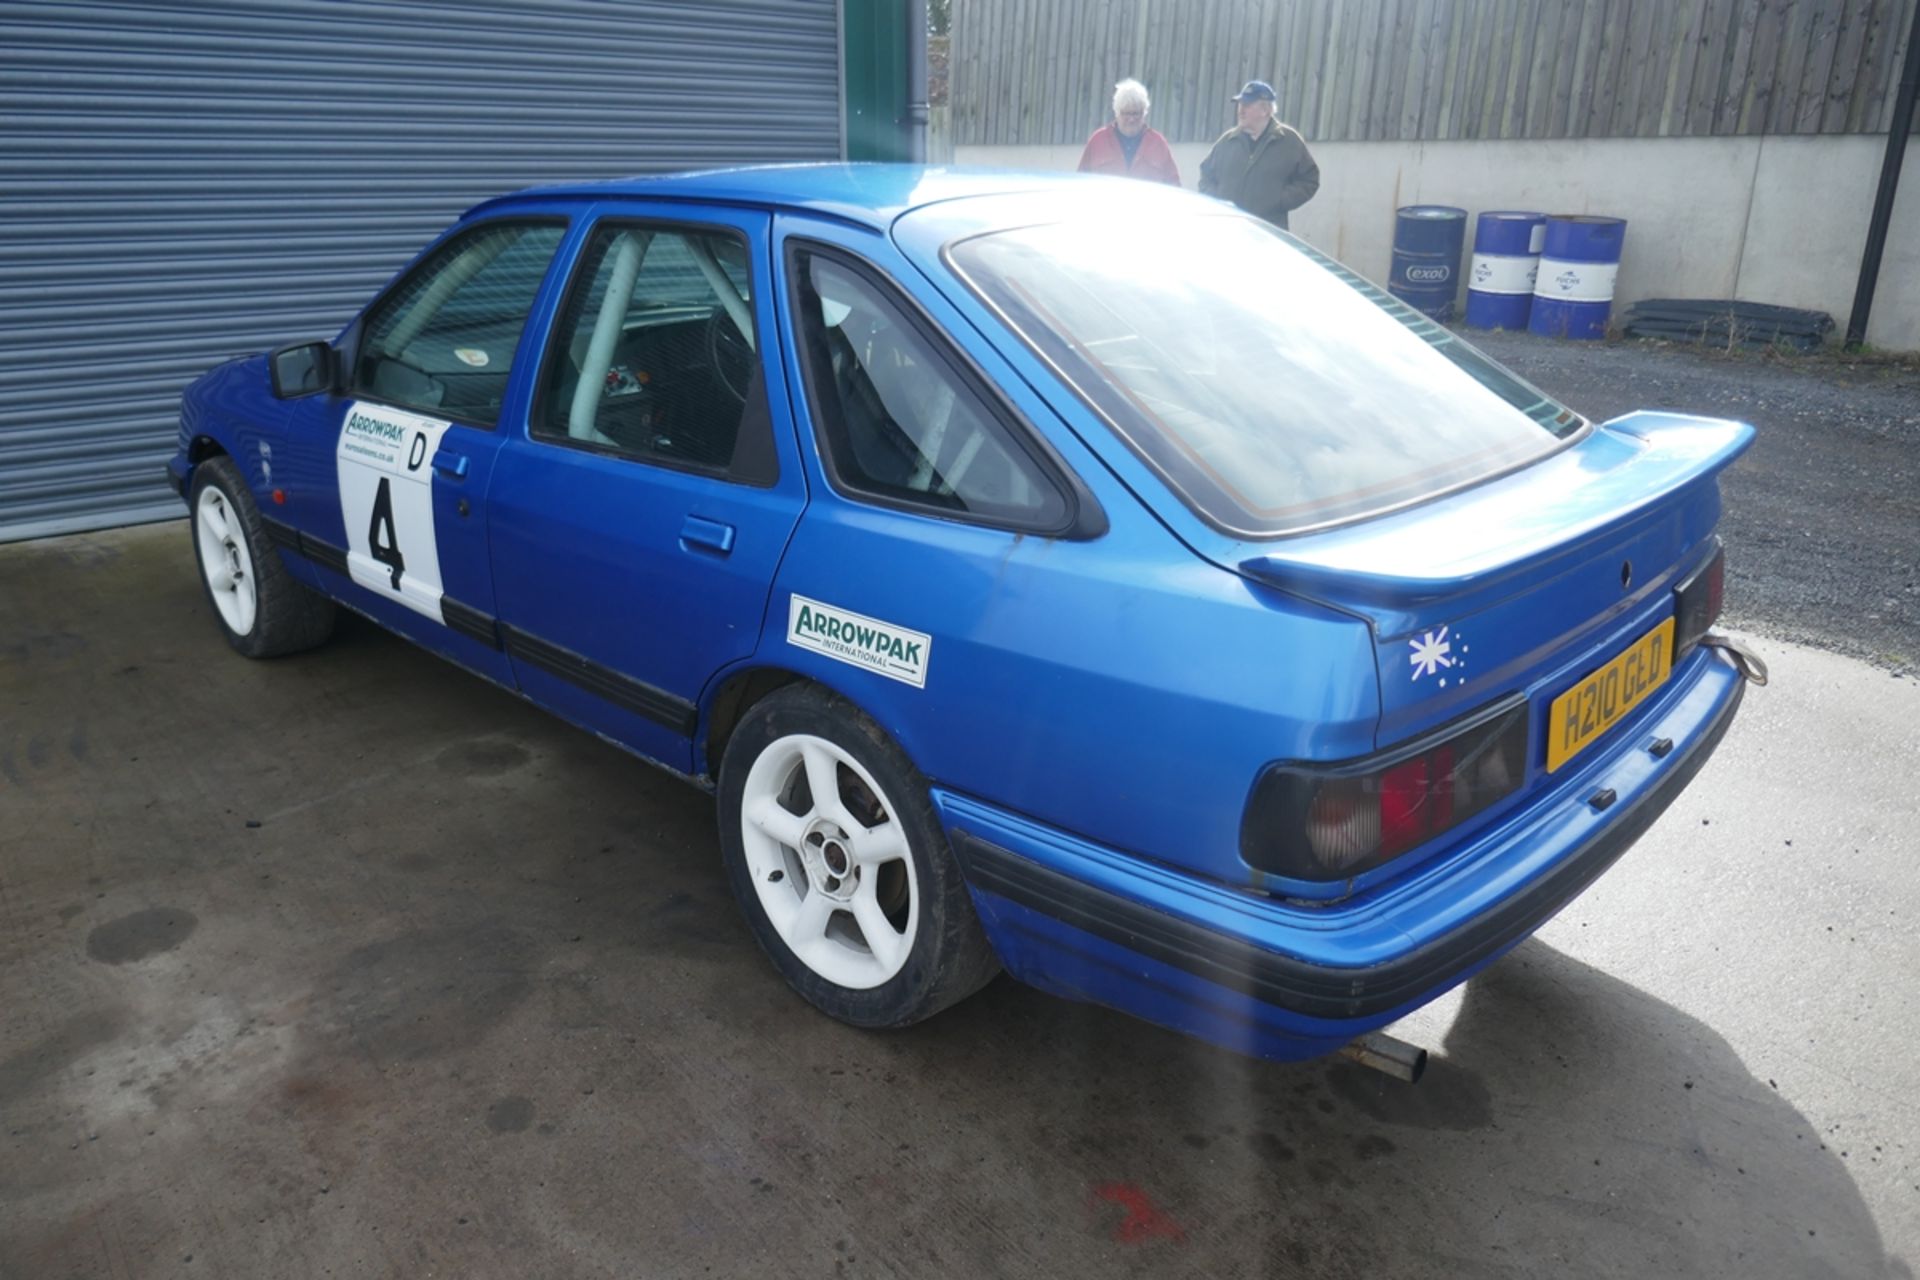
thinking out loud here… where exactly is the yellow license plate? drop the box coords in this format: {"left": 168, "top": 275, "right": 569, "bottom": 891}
{"left": 1546, "top": 617, "right": 1676, "bottom": 773}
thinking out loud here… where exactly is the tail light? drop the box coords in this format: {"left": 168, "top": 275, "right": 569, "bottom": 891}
{"left": 1241, "top": 698, "right": 1529, "bottom": 882}
{"left": 1674, "top": 540, "right": 1725, "bottom": 655}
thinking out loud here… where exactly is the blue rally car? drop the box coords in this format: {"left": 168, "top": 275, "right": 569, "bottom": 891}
{"left": 169, "top": 166, "right": 1764, "bottom": 1069}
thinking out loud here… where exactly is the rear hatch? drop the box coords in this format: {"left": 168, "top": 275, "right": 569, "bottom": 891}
{"left": 911, "top": 196, "right": 1752, "bottom": 756}
{"left": 1232, "top": 409, "right": 1753, "bottom": 751}
{"left": 899, "top": 191, "right": 1753, "bottom": 801}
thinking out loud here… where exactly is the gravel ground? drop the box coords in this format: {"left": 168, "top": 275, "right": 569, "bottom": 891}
{"left": 1466, "top": 330, "right": 1920, "bottom": 674}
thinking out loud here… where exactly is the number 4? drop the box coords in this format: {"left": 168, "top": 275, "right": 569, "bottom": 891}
{"left": 369, "top": 476, "right": 406, "bottom": 590}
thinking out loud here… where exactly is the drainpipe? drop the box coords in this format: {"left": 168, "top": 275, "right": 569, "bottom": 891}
{"left": 1846, "top": 1, "right": 1920, "bottom": 350}
{"left": 907, "top": 0, "right": 929, "bottom": 163}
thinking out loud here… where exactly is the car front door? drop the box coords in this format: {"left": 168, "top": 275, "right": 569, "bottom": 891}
{"left": 276, "top": 214, "right": 573, "bottom": 684}
{"left": 485, "top": 205, "right": 807, "bottom": 773}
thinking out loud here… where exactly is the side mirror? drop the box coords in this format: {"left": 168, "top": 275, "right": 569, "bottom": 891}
{"left": 269, "top": 341, "right": 338, "bottom": 399}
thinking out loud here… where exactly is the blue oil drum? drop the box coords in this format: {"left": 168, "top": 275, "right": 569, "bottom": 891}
{"left": 1388, "top": 205, "right": 1468, "bottom": 320}
{"left": 1464, "top": 210, "right": 1546, "bottom": 330}
{"left": 1529, "top": 215, "right": 1628, "bottom": 340}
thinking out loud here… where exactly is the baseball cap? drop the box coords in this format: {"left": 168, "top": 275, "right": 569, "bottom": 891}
{"left": 1231, "top": 80, "right": 1276, "bottom": 103}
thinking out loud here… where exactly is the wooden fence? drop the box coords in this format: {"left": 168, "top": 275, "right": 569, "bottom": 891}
{"left": 949, "top": 0, "right": 1918, "bottom": 145}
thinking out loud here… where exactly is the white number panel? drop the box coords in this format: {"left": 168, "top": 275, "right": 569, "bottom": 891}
{"left": 335, "top": 401, "right": 452, "bottom": 622}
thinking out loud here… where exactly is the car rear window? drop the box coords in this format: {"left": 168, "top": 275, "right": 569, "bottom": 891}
{"left": 946, "top": 214, "right": 1585, "bottom": 537}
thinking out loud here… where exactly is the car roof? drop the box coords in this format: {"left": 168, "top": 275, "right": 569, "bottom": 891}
{"left": 463, "top": 163, "right": 1183, "bottom": 231}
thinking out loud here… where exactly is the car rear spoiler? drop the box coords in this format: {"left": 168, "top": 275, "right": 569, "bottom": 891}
{"left": 1234, "top": 412, "right": 1755, "bottom": 636}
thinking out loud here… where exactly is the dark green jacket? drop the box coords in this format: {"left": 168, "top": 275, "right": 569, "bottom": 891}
{"left": 1197, "top": 120, "right": 1320, "bottom": 230}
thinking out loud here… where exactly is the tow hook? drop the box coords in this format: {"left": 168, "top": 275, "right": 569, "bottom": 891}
{"left": 1700, "top": 634, "right": 1769, "bottom": 686}
{"left": 1338, "top": 1031, "right": 1428, "bottom": 1084}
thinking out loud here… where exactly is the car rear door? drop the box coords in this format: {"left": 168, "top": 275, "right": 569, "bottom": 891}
{"left": 484, "top": 204, "right": 808, "bottom": 773}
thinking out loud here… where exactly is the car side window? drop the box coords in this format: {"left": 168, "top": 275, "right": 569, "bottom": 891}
{"left": 354, "top": 220, "right": 565, "bottom": 427}
{"left": 534, "top": 223, "right": 774, "bottom": 483}
{"left": 789, "top": 246, "right": 1069, "bottom": 531}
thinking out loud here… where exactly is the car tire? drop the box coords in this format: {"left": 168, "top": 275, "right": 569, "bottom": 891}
{"left": 189, "top": 455, "right": 336, "bottom": 658}
{"left": 718, "top": 683, "right": 1001, "bottom": 1029}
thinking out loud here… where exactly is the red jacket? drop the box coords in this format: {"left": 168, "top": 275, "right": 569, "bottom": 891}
{"left": 1076, "top": 124, "right": 1181, "bottom": 186}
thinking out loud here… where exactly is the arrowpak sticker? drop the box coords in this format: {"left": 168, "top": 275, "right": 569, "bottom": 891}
{"left": 336, "top": 401, "right": 452, "bottom": 622}
{"left": 787, "top": 596, "right": 931, "bottom": 688}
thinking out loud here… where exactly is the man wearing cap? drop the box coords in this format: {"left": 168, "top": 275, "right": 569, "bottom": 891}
{"left": 1199, "top": 80, "right": 1320, "bottom": 230}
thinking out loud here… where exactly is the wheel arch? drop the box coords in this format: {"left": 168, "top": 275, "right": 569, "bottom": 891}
{"left": 698, "top": 664, "right": 809, "bottom": 782}
{"left": 698, "top": 664, "right": 924, "bottom": 790}
{"left": 184, "top": 435, "right": 231, "bottom": 489}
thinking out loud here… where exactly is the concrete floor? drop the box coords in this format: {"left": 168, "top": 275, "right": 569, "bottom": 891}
{"left": 2, "top": 522, "right": 1916, "bottom": 1279}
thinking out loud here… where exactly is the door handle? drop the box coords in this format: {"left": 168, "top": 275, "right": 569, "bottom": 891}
{"left": 432, "top": 448, "right": 470, "bottom": 480}
{"left": 679, "top": 515, "right": 736, "bottom": 555}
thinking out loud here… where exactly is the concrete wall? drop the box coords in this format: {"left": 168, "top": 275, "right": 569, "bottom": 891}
{"left": 954, "top": 135, "right": 1920, "bottom": 351}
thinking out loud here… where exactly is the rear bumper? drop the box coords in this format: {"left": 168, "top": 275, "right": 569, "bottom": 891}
{"left": 940, "top": 645, "right": 1747, "bottom": 1060}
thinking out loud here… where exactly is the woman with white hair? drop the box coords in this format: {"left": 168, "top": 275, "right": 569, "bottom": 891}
{"left": 1075, "top": 78, "right": 1180, "bottom": 186}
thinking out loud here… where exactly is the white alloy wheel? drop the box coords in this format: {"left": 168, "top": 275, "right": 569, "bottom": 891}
{"left": 738, "top": 732, "right": 919, "bottom": 990}
{"left": 186, "top": 455, "right": 335, "bottom": 658}
{"left": 195, "top": 482, "right": 258, "bottom": 637}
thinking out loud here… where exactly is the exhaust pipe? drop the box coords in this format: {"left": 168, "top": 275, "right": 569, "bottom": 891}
{"left": 1700, "top": 634, "right": 1769, "bottom": 686}
{"left": 1339, "top": 1031, "right": 1428, "bottom": 1084}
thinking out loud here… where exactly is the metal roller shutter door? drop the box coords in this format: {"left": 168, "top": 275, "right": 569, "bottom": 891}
{"left": 0, "top": 0, "right": 843, "bottom": 543}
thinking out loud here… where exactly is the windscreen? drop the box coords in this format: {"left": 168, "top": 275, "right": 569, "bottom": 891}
{"left": 947, "top": 214, "right": 1585, "bottom": 536}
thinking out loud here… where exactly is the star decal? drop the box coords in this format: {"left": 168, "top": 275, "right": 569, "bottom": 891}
{"left": 1409, "top": 626, "right": 1455, "bottom": 681}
